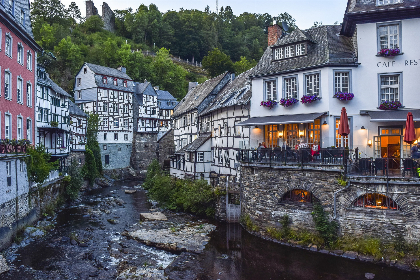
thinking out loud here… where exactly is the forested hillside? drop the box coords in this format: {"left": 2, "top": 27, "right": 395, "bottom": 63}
{"left": 31, "top": 0, "right": 297, "bottom": 99}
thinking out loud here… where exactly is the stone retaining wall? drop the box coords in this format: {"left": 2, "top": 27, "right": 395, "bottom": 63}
{"left": 0, "top": 179, "right": 64, "bottom": 251}
{"left": 240, "top": 166, "right": 420, "bottom": 242}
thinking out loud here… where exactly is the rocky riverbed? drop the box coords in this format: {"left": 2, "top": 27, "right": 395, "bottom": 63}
{"left": 0, "top": 181, "right": 215, "bottom": 280}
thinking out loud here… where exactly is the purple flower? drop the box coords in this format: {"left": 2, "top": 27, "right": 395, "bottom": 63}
{"left": 301, "top": 95, "right": 321, "bottom": 104}
{"left": 378, "top": 48, "right": 400, "bottom": 57}
{"left": 334, "top": 92, "right": 354, "bottom": 101}
{"left": 280, "top": 98, "right": 299, "bottom": 107}
{"left": 379, "top": 100, "right": 402, "bottom": 110}
{"left": 260, "top": 100, "right": 278, "bottom": 109}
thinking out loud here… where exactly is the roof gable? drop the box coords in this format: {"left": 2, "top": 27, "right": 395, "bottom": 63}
{"left": 85, "top": 63, "right": 132, "bottom": 80}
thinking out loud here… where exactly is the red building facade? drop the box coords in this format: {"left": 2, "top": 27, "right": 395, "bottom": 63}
{"left": 0, "top": 0, "right": 41, "bottom": 143}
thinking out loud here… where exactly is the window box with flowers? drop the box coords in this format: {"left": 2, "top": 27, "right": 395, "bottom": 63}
{"left": 301, "top": 95, "right": 321, "bottom": 104}
{"left": 377, "top": 48, "right": 401, "bottom": 57}
{"left": 333, "top": 92, "right": 354, "bottom": 101}
{"left": 260, "top": 100, "right": 278, "bottom": 109}
{"left": 280, "top": 98, "right": 299, "bottom": 107}
{"left": 379, "top": 100, "right": 403, "bottom": 110}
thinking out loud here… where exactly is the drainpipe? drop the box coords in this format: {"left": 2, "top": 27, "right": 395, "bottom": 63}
{"left": 333, "top": 180, "right": 350, "bottom": 220}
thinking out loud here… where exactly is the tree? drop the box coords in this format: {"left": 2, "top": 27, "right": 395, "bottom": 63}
{"left": 85, "top": 113, "right": 102, "bottom": 174}
{"left": 202, "top": 48, "right": 234, "bottom": 77}
{"left": 82, "top": 148, "right": 98, "bottom": 187}
{"left": 150, "top": 48, "right": 188, "bottom": 100}
{"left": 234, "top": 56, "right": 256, "bottom": 74}
{"left": 64, "top": 160, "right": 83, "bottom": 200}
{"left": 25, "top": 145, "right": 59, "bottom": 184}
{"left": 80, "top": 15, "right": 104, "bottom": 34}
{"left": 67, "top": 2, "right": 82, "bottom": 25}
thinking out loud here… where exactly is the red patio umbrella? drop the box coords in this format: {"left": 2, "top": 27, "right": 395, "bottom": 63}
{"left": 338, "top": 107, "right": 350, "bottom": 136}
{"left": 404, "top": 112, "right": 416, "bottom": 144}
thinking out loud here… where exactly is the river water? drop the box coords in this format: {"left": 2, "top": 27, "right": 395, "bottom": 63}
{"left": 1, "top": 180, "right": 419, "bottom": 280}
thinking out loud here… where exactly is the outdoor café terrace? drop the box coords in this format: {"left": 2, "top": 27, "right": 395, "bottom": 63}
{"left": 237, "top": 147, "right": 420, "bottom": 179}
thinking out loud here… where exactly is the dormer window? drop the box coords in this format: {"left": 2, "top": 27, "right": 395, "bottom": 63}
{"left": 377, "top": 0, "right": 402, "bottom": 5}
{"left": 123, "top": 80, "right": 127, "bottom": 87}
{"left": 103, "top": 76, "right": 107, "bottom": 84}
{"left": 84, "top": 68, "right": 87, "bottom": 74}
{"left": 113, "top": 78, "right": 118, "bottom": 86}
{"left": 273, "top": 43, "right": 306, "bottom": 61}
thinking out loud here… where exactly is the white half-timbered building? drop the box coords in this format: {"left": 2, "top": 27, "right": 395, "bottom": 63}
{"left": 156, "top": 89, "right": 178, "bottom": 139}
{"left": 36, "top": 66, "right": 71, "bottom": 170}
{"left": 133, "top": 81, "right": 159, "bottom": 133}
{"left": 74, "top": 63, "right": 134, "bottom": 169}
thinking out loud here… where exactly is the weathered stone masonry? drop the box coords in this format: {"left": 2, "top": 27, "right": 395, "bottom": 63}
{"left": 240, "top": 166, "right": 420, "bottom": 242}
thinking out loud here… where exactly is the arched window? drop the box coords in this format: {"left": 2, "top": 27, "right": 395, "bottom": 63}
{"left": 282, "top": 189, "right": 314, "bottom": 203}
{"left": 353, "top": 193, "right": 400, "bottom": 210}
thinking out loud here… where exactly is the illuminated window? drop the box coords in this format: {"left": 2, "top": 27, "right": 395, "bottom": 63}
{"left": 282, "top": 189, "right": 314, "bottom": 203}
{"left": 353, "top": 193, "right": 400, "bottom": 210}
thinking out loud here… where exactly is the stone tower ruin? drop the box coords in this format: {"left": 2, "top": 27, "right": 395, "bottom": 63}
{"left": 86, "top": 1, "right": 115, "bottom": 33}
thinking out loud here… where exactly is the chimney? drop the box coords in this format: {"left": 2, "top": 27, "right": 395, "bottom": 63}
{"left": 117, "top": 66, "right": 126, "bottom": 73}
{"left": 267, "top": 23, "right": 282, "bottom": 46}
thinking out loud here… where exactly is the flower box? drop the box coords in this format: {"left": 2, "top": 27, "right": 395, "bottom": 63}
{"left": 301, "top": 95, "right": 321, "bottom": 104}
{"left": 333, "top": 92, "right": 354, "bottom": 101}
{"left": 379, "top": 101, "right": 402, "bottom": 110}
{"left": 260, "top": 100, "right": 278, "bottom": 109}
{"left": 280, "top": 98, "right": 299, "bottom": 107}
{"left": 377, "top": 48, "right": 400, "bottom": 57}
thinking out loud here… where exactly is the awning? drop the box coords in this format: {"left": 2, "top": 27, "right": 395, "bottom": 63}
{"left": 367, "top": 110, "right": 420, "bottom": 122}
{"left": 237, "top": 112, "right": 327, "bottom": 126}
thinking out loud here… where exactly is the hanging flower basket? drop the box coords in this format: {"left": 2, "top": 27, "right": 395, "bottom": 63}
{"left": 379, "top": 101, "right": 402, "bottom": 110}
{"left": 377, "top": 48, "right": 400, "bottom": 57}
{"left": 260, "top": 100, "right": 278, "bottom": 109}
{"left": 301, "top": 95, "right": 321, "bottom": 104}
{"left": 280, "top": 98, "right": 299, "bottom": 107}
{"left": 333, "top": 92, "right": 354, "bottom": 101}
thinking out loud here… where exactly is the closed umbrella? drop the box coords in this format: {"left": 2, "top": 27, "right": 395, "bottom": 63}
{"left": 338, "top": 107, "right": 350, "bottom": 136}
{"left": 404, "top": 112, "right": 416, "bottom": 144}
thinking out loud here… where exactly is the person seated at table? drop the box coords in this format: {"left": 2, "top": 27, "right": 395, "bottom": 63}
{"left": 412, "top": 143, "right": 420, "bottom": 159}
{"left": 311, "top": 141, "right": 320, "bottom": 159}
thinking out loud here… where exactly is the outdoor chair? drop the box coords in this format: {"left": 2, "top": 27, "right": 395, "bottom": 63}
{"left": 403, "top": 159, "right": 418, "bottom": 177}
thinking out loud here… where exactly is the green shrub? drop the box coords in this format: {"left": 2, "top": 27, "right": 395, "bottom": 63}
{"left": 311, "top": 202, "right": 338, "bottom": 247}
{"left": 241, "top": 214, "right": 259, "bottom": 232}
{"left": 143, "top": 160, "right": 216, "bottom": 217}
{"left": 64, "top": 161, "right": 83, "bottom": 200}
{"left": 82, "top": 148, "right": 98, "bottom": 186}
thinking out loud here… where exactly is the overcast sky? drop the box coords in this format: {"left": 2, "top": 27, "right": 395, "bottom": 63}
{"left": 56, "top": 0, "right": 348, "bottom": 30}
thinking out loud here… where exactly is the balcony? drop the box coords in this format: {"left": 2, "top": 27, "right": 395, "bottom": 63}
{"left": 237, "top": 148, "right": 420, "bottom": 179}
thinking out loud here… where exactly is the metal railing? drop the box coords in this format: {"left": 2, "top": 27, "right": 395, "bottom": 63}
{"left": 237, "top": 148, "right": 420, "bottom": 178}
{"left": 237, "top": 148, "right": 349, "bottom": 168}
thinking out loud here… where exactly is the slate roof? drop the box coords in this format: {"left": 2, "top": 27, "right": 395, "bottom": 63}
{"left": 273, "top": 28, "right": 315, "bottom": 46}
{"left": 184, "top": 133, "right": 211, "bottom": 152}
{"left": 134, "top": 82, "right": 157, "bottom": 96}
{"left": 173, "top": 72, "right": 230, "bottom": 118}
{"left": 94, "top": 75, "right": 134, "bottom": 93}
{"left": 341, "top": 0, "right": 420, "bottom": 36}
{"left": 0, "top": 0, "right": 34, "bottom": 38}
{"left": 200, "top": 68, "right": 254, "bottom": 116}
{"left": 37, "top": 67, "right": 71, "bottom": 98}
{"left": 68, "top": 100, "right": 87, "bottom": 117}
{"left": 345, "top": 0, "right": 420, "bottom": 14}
{"left": 252, "top": 25, "right": 357, "bottom": 78}
{"left": 157, "top": 90, "right": 178, "bottom": 110}
{"left": 85, "top": 63, "right": 132, "bottom": 80}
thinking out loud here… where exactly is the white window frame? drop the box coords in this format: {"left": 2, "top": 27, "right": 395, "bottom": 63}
{"left": 6, "top": 161, "right": 12, "bottom": 176}
{"left": 26, "top": 81, "right": 32, "bottom": 108}
{"left": 377, "top": 21, "right": 401, "bottom": 52}
{"left": 197, "top": 152, "right": 204, "bottom": 162}
{"left": 5, "top": 33, "right": 12, "bottom": 58}
{"left": 27, "top": 51, "right": 32, "bottom": 71}
{"left": 378, "top": 72, "right": 402, "bottom": 104}
{"left": 123, "top": 118, "right": 128, "bottom": 128}
{"left": 5, "top": 113, "right": 11, "bottom": 139}
{"left": 295, "top": 43, "right": 306, "bottom": 56}
{"left": 17, "top": 43, "right": 23, "bottom": 65}
{"left": 334, "top": 116, "right": 352, "bottom": 148}
{"left": 304, "top": 72, "right": 320, "bottom": 96}
{"left": 284, "top": 45, "right": 295, "bottom": 58}
{"left": 26, "top": 118, "right": 32, "bottom": 142}
{"left": 274, "top": 47, "right": 283, "bottom": 60}
{"left": 17, "top": 76, "right": 23, "bottom": 103}
{"left": 264, "top": 79, "right": 277, "bottom": 101}
{"left": 17, "top": 115, "right": 23, "bottom": 140}
{"left": 4, "top": 70, "right": 11, "bottom": 100}
{"left": 124, "top": 134, "right": 128, "bottom": 141}
{"left": 283, "top": 75, "right": 298, "bottom": 99}
{"left": 377, "top": 0, "right": 402, "bottom": 5}
{"left": 333, "top": 70, "right": 351, "bottom": 93}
